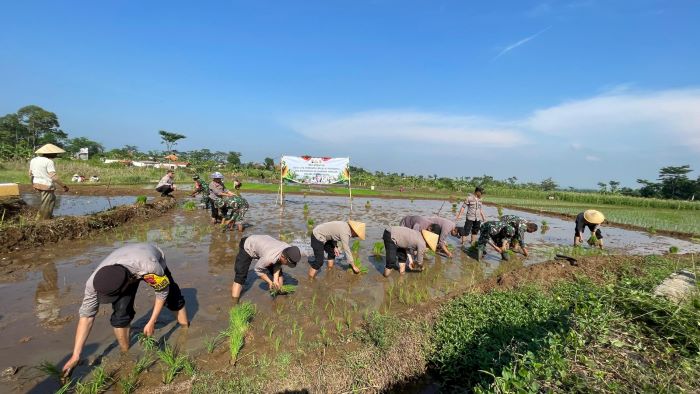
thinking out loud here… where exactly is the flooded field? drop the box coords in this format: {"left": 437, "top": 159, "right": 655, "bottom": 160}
{"left": 21, "top": 194, "right": 141, "bottom": 217}
{"left": 1, "top": 193, "right": 698, "bottom": 393}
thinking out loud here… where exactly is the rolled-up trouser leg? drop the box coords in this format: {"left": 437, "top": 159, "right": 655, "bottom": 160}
{"left": 110, "top": 281, "right": 140, "bottom": 328}
{"left": 38, "top": 190, "right": 56, "bottom": 220}
{"left": 383, "top": 230, "right": 399, "bottom": 270}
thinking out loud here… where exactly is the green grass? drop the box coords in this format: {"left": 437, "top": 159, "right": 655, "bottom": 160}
{"left": 225, "top": 302, "right": 256, "bottom": 362}
{"left": 356, "top": 311, "right": 401, "bottom": 350}
{"left": 487, "top": 196, "right": 700, "bottom": 235}
{"left": 430, "top": 256, "right": 700, "bottom": 392}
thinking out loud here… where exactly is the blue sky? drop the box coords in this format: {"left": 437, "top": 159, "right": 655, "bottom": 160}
{"left": 2, "top": 0, "right": 699, "bottom": 188}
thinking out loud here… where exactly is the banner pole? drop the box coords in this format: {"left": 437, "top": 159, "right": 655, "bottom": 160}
{"left": 278, "top": 156, "right": 284, "bottom": 206}
{"left": 348, "top": 160, "right": 353, "bottom": 212}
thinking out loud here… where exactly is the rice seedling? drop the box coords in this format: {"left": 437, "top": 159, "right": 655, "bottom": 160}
{"left": 344, "top": 309, "right": 353, "bottom": 328}
{"left": 119, "top": 355, "right": 153, "bottom": 394}
{"left": 669, "top": 246, "right": 679, "bottom": 254}
{"left": 135, "top": 195, "right": 147, "bottom": 205}
{"left": 303, "top": 203, "right": 309, "bottom": 214}
{"left": 295, "top": 300, "right": 304, "bottom": 312}
{"left": 541, "top": 220, "right": 548, "bottom": 226}
{"left": 327, "top": 308, "right": 335, "bottom": 321}
{"left": 270, "top": 284, "right": 297, "bottom": 296}
{"left": 311, "top": 293, "right": 317, "bottom": 307}
{"left": 373, "top": 241, "right": 385, "bottom": 257}
{"left": 335, "top": 320, "right": 344, "bottom": 334}
{"left": 314, "top": 315, "right": 320, "bottom": 326}
{"left": 36, "top": 360, "right": 62, "bottom": 380}
{"left": 182, "top": 201, "right": 197, "bottom": 211}
{"left": 74, "top": 366, "right": 110, "bottom": 394}
{"left": 365, "top": 200, "right": 371, "bottom": 209}
{"left": 452, "top": 203, "right": 457, "bottom": 212}
{"left": 648, "top": 226, "right": 657, "bottom": 234}
{"left": 587, "top": 234, "right": 599, "bottom": 246}
{"left": 351, "top": 240, "right": 361, "bottom": 254}
{"left": 353, "top": 259, "right": 369, "bottom": 274}
{"left": 329, "top": 294, "right": 338, "bottom": 308}
{"left": 307, "top": 218, "right": 315, "bottom": 227}
{"left": 274, "top": 337, "right": 282, "bottom": 352}
{"left": 297, "top": 328, "right": 304, "bottom": 344}
{"left": 276, "top": 352, "right": 292, "bottom": 368}
{"left": 224, "top": 302, "right": 256, "bottom": 362}
{"left": 157, "top": 343, "right": 195, "bottom": 384}
{"left": 267, "top": 324, "right": 275, "bottom": 339}
{"left": 56, "top": 380, "right": 73, "bottom": 394}
{"left": 137, "top": 333, "right": 158, "bottom": 352}
{"left": 497, "top": 206, "right": 503, "bottom": 218}
{"left": 203, "top": 333, "right": 224, "bottom": 354}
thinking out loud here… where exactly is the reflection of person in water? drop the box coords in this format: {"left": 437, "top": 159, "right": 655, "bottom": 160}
{"left": 35, "top": 263, "right": 60, "bottom": 326}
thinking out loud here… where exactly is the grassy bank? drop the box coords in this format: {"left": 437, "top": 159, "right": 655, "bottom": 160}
{"left": 431, "top": 255, "right": 700, "bottom": 392}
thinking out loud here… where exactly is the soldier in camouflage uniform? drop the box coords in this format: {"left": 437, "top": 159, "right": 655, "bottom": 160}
{"left": 500, "top": 214, "right": 538, "bottom": 257}
{"left": 190, "top": 174, "right": 211, "bottom": 209}
{"left": 221, "top": 195, "right": 249, "bottom": 232}
{"left": 474, "top": 220, "right": 515, "bottom": 261}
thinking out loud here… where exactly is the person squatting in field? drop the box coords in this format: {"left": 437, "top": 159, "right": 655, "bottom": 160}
{"left": 455, "top": 186, "right": 487, "bottom": 245}
{"left": 209, "top": 172, "right": 236, "bottom": 224}
{"left": 231, "top": 235, "right": 301, "bottom": 304}
{"left": 61, "top": 243, "right": 188, "bottom": 378}
{"left": 382, "top": 226, "right": 439, "bottom": 277}
{"left": 308, "top": 220, "right": 366, "bottom": 278}
{"left": 220, "top": 194, "right": 249, "bottom": 232}
{"left": 190, "top": 174, "right": 210, "bottom": 208}
{"left": 500, "top": 214, "right": 538, "bottom": 257}
{"left": 574, "top": 210, "right": 605, "bottom": 249}
{"left": 474, "top": 220, "right": 516, "bottom": 262}
{"left": 155, "top": 170, "right": 176, "bottom": 197}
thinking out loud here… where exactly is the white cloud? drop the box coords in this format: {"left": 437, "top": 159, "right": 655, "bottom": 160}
{"left": 493, "top": 26, "right": 551, "bottom": 60}
{"left": 288, "top": 87, "right": 700, "bottom": 155}
{"left": 289, "top": 111, "right": 527, "bottom": 148}
{"left": 585, "top": 155, "right": 601, "bottom": 161}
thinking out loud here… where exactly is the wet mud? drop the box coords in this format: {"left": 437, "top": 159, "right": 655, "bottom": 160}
{"left": 1, "top": 193, "right": 698, "bottom": 393}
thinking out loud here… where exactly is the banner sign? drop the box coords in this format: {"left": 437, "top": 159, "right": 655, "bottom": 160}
{"left": 281, "top": 156, "right": 350, "bottom": 185}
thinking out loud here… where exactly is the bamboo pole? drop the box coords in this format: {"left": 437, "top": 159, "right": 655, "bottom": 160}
{"left": 277, "top": 156, "right": 284, "bottom": 206}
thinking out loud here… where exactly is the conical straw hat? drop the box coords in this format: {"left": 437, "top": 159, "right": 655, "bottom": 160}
{"left": 583, "top": 210, "right": 605, "bottom": 224}
{"left": 348, "top": 220, "right": 366, "bottom": 240}
{"left": 421, "top": 230, "right": 439, "bottom": 252}
{"left": 35, "top": 144, "right": 65, "bottom": 154}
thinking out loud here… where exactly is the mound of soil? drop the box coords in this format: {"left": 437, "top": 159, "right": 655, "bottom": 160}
{"left": 0, "top": 198, "right": 176, "bottom": 251}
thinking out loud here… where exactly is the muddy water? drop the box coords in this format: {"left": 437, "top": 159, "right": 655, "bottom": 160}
{"left": 1, "top": 193, "right": 699, "bottom": 393}
{"left": 21, "top": 194, "right": 141, "bottom": 216}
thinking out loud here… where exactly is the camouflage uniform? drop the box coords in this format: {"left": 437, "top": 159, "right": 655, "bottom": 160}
{"left": 476, "top": 221, "right": 515, "bottom": 249}
{"left": 192, "top": 175, "right": 211, "bottom": 209}
{"left": 500, "top": 214, "right": 529, "bottom": 248}
{"left": 222, "top": 195, "right": 249, "bottom": 222}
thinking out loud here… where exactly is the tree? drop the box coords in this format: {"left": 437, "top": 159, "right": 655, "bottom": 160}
{"left": 636, "top": 179, "right": 661, "bottom": 198}
{"left": 158, "top": 130, "right": 186, "bottom": 153}
{"left": 540, "top": 177, "right": 558, "bottom": 191}
{"left": 263, "top": 157, "right": 275, "bottom": 171}
{"left": 227, "top": 151, "right": 242, "bottom": 166}
{"left": 16, "top": 105, "right": 63, "bottom": 149}
{"left": 597, "top": 182, "right": 608, "bottom": 193}
{"left": 66, "top": 137, "right": 105, "bottom": 157}
{"left": 658, "top": 165, "right": 694, "bottom": 200}
{"left": 608, "top": 180, "right": 620, "bottom": 193}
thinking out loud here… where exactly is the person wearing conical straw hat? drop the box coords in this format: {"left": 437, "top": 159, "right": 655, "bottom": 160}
{"left": 382, "top": 226, "right": 438, "bottom": 277}
{"left": 29, "top": 144, "right": 69, "bottom": 220}
{"left": 308, "top": 220, "right": 366, "bottom": 277}
{"left": 574, "top": 210, "right": 605, "bottom": 249}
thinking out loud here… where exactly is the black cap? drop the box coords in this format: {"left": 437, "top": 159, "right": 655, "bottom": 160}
{"left": 93, "top": 265, "right": 130, "bottom": 304}
{"left": 282, "top": 246, "right": 301, "bottom": 267}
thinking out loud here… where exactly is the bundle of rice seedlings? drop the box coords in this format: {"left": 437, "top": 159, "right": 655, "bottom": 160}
{"left": 182, "top": 201, "right": 197, "bottom": 211}
{"left": 587, "top": 234, "right": 598, "bottom": 246}
{"left": 372, "top": 241, "right": 385, "bottom": 257}
{"left": 135, "top": 196, "right": 147, "bottom": 205}
{"left": 225, "top": 302, "right": 256, "bottom": 362}
{"left": 270, "top": 284, "right": 297, "bottom": 296}
{"left": 351, "top": 240, "right": 361, "bottom": 254}
{"left": 74, "top": 366, "right": 110, "bottom": 394}
{"left": 353, "top": 260, "right": 369, "bottom": 274}
{"left": 36, "top": 361, "right": 62, "bottom": 380}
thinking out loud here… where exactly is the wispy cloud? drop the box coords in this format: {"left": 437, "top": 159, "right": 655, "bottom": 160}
{"left": 585, "top": 155, "right": 601, "bottom": 161}
{"left": 525, "top": 3, "right": 552, "bottom": 18}
{"left": 493, "top": 26, "right": 551, "bottom": 60}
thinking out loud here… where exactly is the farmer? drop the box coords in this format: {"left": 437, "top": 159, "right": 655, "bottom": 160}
{"left": 221, "top": 194, "right": 249, "bottom": 232}
{"left": 574, "top": 210, "right": 605, "bottom": 249}
{"left": 61, "top": 243, "right": 188, "bottom": 377}
{"left": 428, "top": 216, "right": 460, "bottom": 258}
{"left": 155, "top": 170, "right": 176, "bottom": 197}
{"left": 308, "top": 220, "right": 366, "bottom": 278}
{"left": 382, "top": 226, "right": 438, "bottom": 277}
{"left": 231, "top": 235, "right": 301, "bottom": 303}
{"left": 399, "top": 215, "right": 441, "bottom": 234}
{"left": 28, "top": 143, "right": 69, "bottom": 220}
{"left": 455, "top": 186, "right": 487, "bottom": 245}
{"left": 209, "top": 172, "right": 235, "bottom": 224}
{"left": 190, "top": 174, "right": 210, "bottom": 208}
{"left": 474, "top": 221, "right": 516, "bottom": 262}
{"left": 500, "top": 214, "right": 538, "bottom": 257}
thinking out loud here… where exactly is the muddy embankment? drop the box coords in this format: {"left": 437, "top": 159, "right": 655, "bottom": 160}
{"left": 260, "top": 254, "right": 695, "bottom": 393}
{"left": 0, "top": 198, "right": 176, "bottom": 253}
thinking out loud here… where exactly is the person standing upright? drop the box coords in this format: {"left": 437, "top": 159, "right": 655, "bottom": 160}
{"left": 455, "top": 186, "right": 487, "bottom": 245}
{"left": 29, "top": 144, "right": 69, "bottom": 220}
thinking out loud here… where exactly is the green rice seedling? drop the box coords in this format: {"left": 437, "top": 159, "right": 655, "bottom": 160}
{"left": 344, "top": 310, "right": 352, "bottom": 328}
{"left": 541, "top": 220, "right": 548, "bottom": 227}
{"left": 373, "top": 241, "right": 385, "bottom": 257}
{"left": 203, "top": 333, "right": 224, "bottom": 354}
{"left": 295, "top": 300, "right": 304, "bottom": 312}
{"left": 267, "top": 324, "right": 275, "bottom": 339}
{"left": 297, "top": 328, "right": 304, "bottom": 344}
{"left": 497, "top": 206, "right": 503, "bottom": 218}
{"left": 157, "top": 343, "right": 195, "bottom": 384}
{"left": 74, "top": 366, "right": 110, "bottom": 394}
{"left": 329, "top": 295, "right": 337, "bottom": 308}
{"left": 452, "top": 203, "right": 457, "bottom": 213}
{"left": 137, "top": 333, "right": 158, "bottom": 352}
{"left": 225, "top": 302, "right": 256, "bottom": 362}
{"left": 135, "top": 195, "right": 147, "bottom": 205}
{"left": 335, "top": 320, "right": 344, "bottom": 334}
{"left": 182, "top": 201, "right": 197, "bottom": 211}
{"left": 351, "top": 240, "right": 361, "bottom": 254}
{"left": 314, "top": 315, "right": 320, "bottom": 326}
{"left": 56, "top": 380, "right": 73, "bottom": 394}
{"left": 119, "top": 354, "right": 153, "bottom": 394}
{"left": 353, "top": 259, "right": 369, "bottom": 274}
{"left": 270, "top": 284, "right": 297, "bottom": 296}
{"left": 274, "top": 337, "right": 282, "bottom": 352}
{"left": 669, "top": 246, "right": 679, "bottom": 254}
{"left": 648, "top": 226, "right": 657, "bottom": 234}
{"left": 291, "top": 321, "right": 299, "bottom": 335}
{"left": 303, "top": 203, "right": 309, "bottom": 214}
{"left": 365, "top": 201, "right": 371, "bottom": 209}
{"left": 311, "top": 293, "right": 317, "bottom": 307}
{"left": 327, "top": 308, "right": 335, "bottom": 321}
{"left": 587, "top": 234, "right": 599, "bottom": 246}
{"left": 307, "top": 218, "right": 315, "bottom": 227}
{"left": 36, "top": 360, "right": 62, "bottom": 380}
{"left": 276, "top": 352, "right": 292, "bottom": 368}
{"left": 276, "top": 303, "right": 284, "bottom": 314}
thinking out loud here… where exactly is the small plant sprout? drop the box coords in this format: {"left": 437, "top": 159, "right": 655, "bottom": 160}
{"left": 74, "top": 365, "right": 110, "bottom": 394}
{"left": 295, "top": 300, "right": 304, "bottom": 312}
{"left": 270, "top": 284, "right": 297, "bottom": 297}
{"left": 353, "top": 259, "right": 369, "bottom": 274}
{"left": 497, "top": 206, "right": 503, "bottom": 218}
{"left": 135, "top": 195, "right": 147, "bottom": 205}
{"left": 335, "top": 320, "right": 344, "bottom": 334}
{"left": 156, "top": 343, "right": 195, "bottom": 384}
{"left": 137, "top": 333, "right": 158, "bottom": 352}
{"left": 541, "top": 220, "right": 548, "bottom": 227}
{"left": 267, "top": 324, "right": 275, "bottom": 339}
{"left": 182, "top": 201, "right": 197, "bottom": 211}
{"left": 669, "top": 246, "right": 679, "bottom": 254}
{"left": 373, "top": 241, "right": 385, "bottom": 257}
{"left": 274, "top": 337, "right": 282, "bottom": 352}
{"left": 311, "top": 293, "right": 317, "bottom": 307}
{"left": 225, "top": 302, "right": 256, "bottom": 362}
{"left": 351, "top": 240, "right": 361, "bottom": 254}
{"left": 307, "top": 218, "right": 315, "bottom": 227}
{"left": 204, "top": 333, "right": 224, "bottom": 354}
{"left": 120, "top": 354, "right": 154, "bottom": 394}
{"left": 298, "top": 328, "right": 304, "bottom": 344}
{"left": 36, "top": 360, "right": 62, "bottom": 380}
{"left": 365, "top": 200, "right": 371, "bottom": 209}
{"left": 303, "top": 203, "right": 309, "bottom": 215}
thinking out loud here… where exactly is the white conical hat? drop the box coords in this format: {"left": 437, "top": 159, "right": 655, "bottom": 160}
{"left": 583, "top": 210, "right": 605, "bottom": 224}
{"left": 348, "top": 220, "right": 366, "bottom": 240}
{"left": 35, "top": 144, "right": 65, "bottom": 154}
{"left": 421, "top": 230, "right": 439, "bottom": 252}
